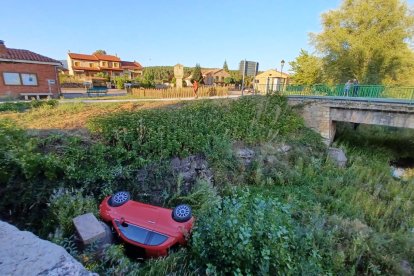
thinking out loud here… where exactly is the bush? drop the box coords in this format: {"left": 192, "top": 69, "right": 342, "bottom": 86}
{"left": 49, "top": 188, "right": 98, "bottom": 237}
{"left": 190, "top": 190, "right": 324, "bottom": 275}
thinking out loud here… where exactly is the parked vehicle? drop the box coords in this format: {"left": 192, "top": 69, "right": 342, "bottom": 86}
{"left": 99, "top": 191, "right": 194, "bottom": 257}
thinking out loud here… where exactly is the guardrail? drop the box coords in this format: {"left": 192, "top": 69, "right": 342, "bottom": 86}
{"left": 253, "top": 84, "right": 414, "bottom": 103}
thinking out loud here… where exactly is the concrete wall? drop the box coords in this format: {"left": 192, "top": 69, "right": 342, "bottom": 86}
{"left": 289, "top": 97, "right": 414, "bottom": 145}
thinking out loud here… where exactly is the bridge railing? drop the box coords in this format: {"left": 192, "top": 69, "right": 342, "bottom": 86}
{"left": 252, "top": 83, "right": 414, "bottom": 103}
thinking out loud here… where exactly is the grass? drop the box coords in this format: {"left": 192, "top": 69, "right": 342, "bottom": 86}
{"left": 0, "top": 96, "right": 413, "bottom": 274}
{"left": 0, "top": 101, "right": 180, "bottom": 130}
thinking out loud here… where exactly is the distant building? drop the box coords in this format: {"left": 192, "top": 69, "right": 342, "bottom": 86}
{"left": 121, "top": 61, "right": 143, "bottom": 79}
{"left": 67, "top": 52, "right": 143, "bottom": 80}
{"left": 254, "top": 69, "right": 289, "bottom": 94}
{"left": 185, "top": 68, "right": 231, "bottom": 86}
{"left": 202, "top": 69, "right": 230, "bottom": 85}
{"left": 239, "top": 60, "right": 259, "bottom": 77}
{"left": 0, "top": 40, "right": 62, "bottom": 99}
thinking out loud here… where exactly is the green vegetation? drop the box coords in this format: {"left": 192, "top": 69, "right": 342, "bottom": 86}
{"left": 191, "top": 63, "right": 203, "bottom": 83}
{"left": 291, "top": 0, "right": 414, "bottom": 85}
{"left": 0, "top": 96, "right": 413, "bottom": 274}
{"left": 0, "top": 100, "right": 58, "bottom": 112}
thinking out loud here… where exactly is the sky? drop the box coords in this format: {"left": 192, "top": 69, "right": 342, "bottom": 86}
{"left": 1, "top": 0, "right": 412, "bottom": 72}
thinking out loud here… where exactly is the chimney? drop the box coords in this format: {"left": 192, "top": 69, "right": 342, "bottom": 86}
{"left": 0, "top": 40, "right": 6, "bottom": 54}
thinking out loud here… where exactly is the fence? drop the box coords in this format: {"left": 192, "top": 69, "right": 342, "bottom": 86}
{"left": 129, "top": 86, "right": 229, "bottom": 99}
{"left": 253, "top": 83, "right": 414, "bottom": 103}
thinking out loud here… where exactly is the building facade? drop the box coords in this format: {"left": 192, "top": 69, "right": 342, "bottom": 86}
{"left": 0, "top": 40, "right": 61, "bottom": 99}
{"left": 121, "top": 61, "right": 143, "bottom": 79}
{"left": 67, "top": 52, "right": 143, "bottom": 80}
{"left": 254, "top": 69, "right": 289, "bottom": 94}
{"left": 202, "top": 69, "right": 231, "bottom": 85}
{"left": 239, "top": 60, "right": 259, "bottom": 77}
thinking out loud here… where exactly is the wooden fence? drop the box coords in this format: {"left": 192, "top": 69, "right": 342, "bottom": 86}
{"left": 129, "top": 86, "right": 229, "bottom": 98}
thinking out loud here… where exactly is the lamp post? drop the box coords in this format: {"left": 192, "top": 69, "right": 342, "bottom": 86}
{"left": 280, "top": 59, "right": 285, "bottom": 92}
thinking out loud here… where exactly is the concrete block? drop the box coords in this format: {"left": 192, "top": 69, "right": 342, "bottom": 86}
{"left": 73, "top": 213, "right": 105, "bottom": 245}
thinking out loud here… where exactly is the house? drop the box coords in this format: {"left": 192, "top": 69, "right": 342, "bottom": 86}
{"left": 121, "top": 61, "right": 143, "bottom": 79}
{"left": 0, "top": 40, "right": 62, "bottom": 99}
{"left": 67, "top": 52, "right": 123, "bottom": 79}
{"left": 254, "top": 69, "right": 289, "bottom": 93}
{"left": 67, "top": 52, "right": 143, "bottom": 80}
{"left": 202, "top": 69, "right": 230, "bottom": 85}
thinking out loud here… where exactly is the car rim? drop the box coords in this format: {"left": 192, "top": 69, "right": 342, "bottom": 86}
{"left": 175, "top": 205, "right": 190, "bottom": 218}
{"left": 113, "top": 192, "right": 128, "bottom": 204}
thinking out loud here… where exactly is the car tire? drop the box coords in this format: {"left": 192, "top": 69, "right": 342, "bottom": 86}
{"left": 109, "top": 191, "right": 130, "bottom": 207}
{"left": 172, "top": 204, "right": 192, "bottom": 222}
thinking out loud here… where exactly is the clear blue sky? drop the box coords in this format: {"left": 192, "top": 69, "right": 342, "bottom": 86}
{"left": 1, "top": 0, "right": 412, "bottom": 72}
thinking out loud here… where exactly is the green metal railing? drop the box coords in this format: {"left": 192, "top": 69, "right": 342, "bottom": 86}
{"left": 253, "top": 83, "right": 414, "bottom": 103}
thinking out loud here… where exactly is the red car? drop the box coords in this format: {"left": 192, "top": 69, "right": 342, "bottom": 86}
{"left": 99, "top": 191, "right": 194, "bottom": 257}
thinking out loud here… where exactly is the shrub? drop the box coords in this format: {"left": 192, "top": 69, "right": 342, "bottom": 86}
{"left": 190, "top": 190, "right": 324, "bottom": 275}
{"left": 49, "top": 188, "right": 98, "bottom": 237}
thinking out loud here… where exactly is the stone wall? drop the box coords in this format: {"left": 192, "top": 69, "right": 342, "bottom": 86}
{"left": 289, "top": 97, "right": 414, "bottom": 145}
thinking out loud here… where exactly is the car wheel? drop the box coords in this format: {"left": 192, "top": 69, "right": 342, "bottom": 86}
{"left": 172, "top": 204, "right": 192, "bottom": 222}
{"left": 109, "top": 191, "right": 130, "bottom": 207}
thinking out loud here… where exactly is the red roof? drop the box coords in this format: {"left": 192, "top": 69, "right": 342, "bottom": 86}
{"left": 0, "top": 48, "right": 61, "bottom": 64}
{"left": 72, "top": 66, "right": 101, "bottom": 71}
{"left": 94, "top": 53, "right": 120, "bottom": 62}
{"left": 68, "top": 53, "right": 98, "bottom": 61}
{"left": 100, "top": 67, "right": 124, "bottom": 71}
{"left": 121, "top": 61, "right": 143, "bottom": 69}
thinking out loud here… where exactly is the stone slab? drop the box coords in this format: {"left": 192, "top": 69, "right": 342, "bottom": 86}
{"left": 73, "top": 213, "right": 105, "bottom": 245}
{"left": 0, "top": 220, "right": 96, "bottom": 276}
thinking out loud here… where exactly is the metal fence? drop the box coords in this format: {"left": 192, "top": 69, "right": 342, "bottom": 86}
{"left": 253, "top": 84, "right": 414, "bottom": 103}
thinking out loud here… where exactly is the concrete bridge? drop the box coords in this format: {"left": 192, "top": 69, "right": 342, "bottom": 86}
{"left": 288, "top": 96, "right": 414, "bottom": 145}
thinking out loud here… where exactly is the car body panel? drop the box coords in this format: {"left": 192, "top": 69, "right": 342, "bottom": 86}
{"left": 99, "top": 196, "right": 193, "bottom": 257}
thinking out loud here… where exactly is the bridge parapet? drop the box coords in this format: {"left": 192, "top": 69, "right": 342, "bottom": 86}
{"left": 288, "top": 96, "right": 414, "bottom": 145}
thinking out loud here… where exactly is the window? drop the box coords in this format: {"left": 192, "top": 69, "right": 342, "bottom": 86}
{"left": 74, "top": 61, "right": 80, "bottom": 66}
{"left": 21, "top": 74, "right": 38, "bottom": 86}
{"left": 2, "top": 72, "right": 38, "bottom": 86}
{"left": 3, "top": 72, "right": 21, "bottom": 85}
{"left": 101, "top": 61, "right": 107, "bottom": 67}
{"left": 113, "top": 62, "right": 118, "bottom": 68}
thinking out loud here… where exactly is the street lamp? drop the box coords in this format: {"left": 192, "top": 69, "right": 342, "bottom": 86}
{"left": 280, "top": 59, "right": 285, "bottom": 91}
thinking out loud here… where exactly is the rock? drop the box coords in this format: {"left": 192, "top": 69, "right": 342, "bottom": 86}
{"left": 391, "top": 166, "right": 405, "bottom": 179}
{"left": 277, "top": 144, "right": 292, "bottom": 153}
{"left": 0, "top": 220, "right": 96, "bottom": 276}
{"left": 236, "top": 148, "right": 255, "bottom": 165}
{"left": 170, "top": 155, "right": 213, "bottom": 189}
{"left": 328, "top": 147, "right": 347, "bottom": 168}
{"left": 73, "top": 213, "right": 105, "bottom": 246}
{"left": 264, "top": 155, "right": 278, "bottom": 165}
{"left": 400, "top": 260, "right": 413, "bottom": 276}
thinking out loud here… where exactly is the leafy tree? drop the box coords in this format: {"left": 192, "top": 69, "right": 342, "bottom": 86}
{"left": 229, "top": 70, "right": 242, "bottom": 85}
{"left": 223, "top": 60, "right": 229, "bottom": 72}
{"left": 93, "top": 50, "right": 107, "bottom": 55}
{"left": 289, "top": 49, "right": 323, "bottom": 85}
{"left": 311, "top": 0, "right": 414, "bottom": 84}
{"left": 192, "top": 63, "right": 203, "bottom": 83}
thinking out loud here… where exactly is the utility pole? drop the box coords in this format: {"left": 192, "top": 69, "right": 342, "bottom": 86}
{"left": 241, "top": 59, "right": 246, "bottom": 96}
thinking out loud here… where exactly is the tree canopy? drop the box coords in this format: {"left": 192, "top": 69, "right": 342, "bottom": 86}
{"left": 289, "top": 50, "right": 323, "bottom": 85}
{"left": 223, "top": 60, "right": 229, "bottom": 72}
{"left": 310, "top": 0, "right": 414, "bottom": 84}
{"left": 192, "top": 64, "right": 203, "bottom": 83}
{"left": 93, "top": 50, "right": 107, "bottom": 55}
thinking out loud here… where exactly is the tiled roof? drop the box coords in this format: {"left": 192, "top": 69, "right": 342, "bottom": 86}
{"left": 72, "top": 66, "right": 100, "bottom": 71}
{"left": 100, "top": 67, "right": 123, "bottom": 71}
{"left": 94, "top": 54, "right": 120, "bottom": 62}
{"left": 0, "top": 48, "right": 61, "bottom": 64}
{"left": 68, "top": 53, "right": 98, "bottom": 61}
{"left": 121, "top": 61, "right": 143, "bottom": 69}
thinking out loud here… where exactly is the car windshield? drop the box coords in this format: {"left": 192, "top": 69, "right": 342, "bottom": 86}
{"left": 115, "top": 220, "right": 168, "bottom": 246}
